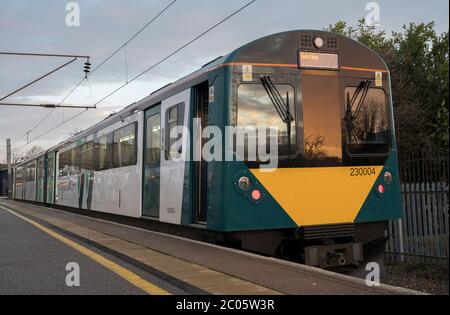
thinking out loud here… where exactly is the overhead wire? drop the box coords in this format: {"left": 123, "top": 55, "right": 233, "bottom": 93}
{"left": 12, "top": 0, "right": 256, "bottom": 152}
{"left": 92, "top": 0, "right": 257, "bottom": 107}
{"left": 11, "top": 0, "right": 178, "bottom": 150}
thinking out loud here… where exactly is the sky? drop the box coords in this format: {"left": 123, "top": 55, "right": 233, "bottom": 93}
{"left": 0, "top": 0, "right": 448, "bottom": 162}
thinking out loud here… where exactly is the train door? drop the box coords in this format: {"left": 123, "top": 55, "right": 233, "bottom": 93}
{"left": 36, "top": 157, "right": 45, "bottom": 202}
{"left": 46, "top": 152, "right": 55, "bottom": 204}
{"left": 15, "top": 166, "right": 24, "bottom": 199}
{"left": 192, "top": 82, "right": 209, "bottom": 223}
{"left": 159, "top": 89, "right": 190, "bottom": 224}
{"left": 143, "top": 105, "right": 161, "bottom": 218}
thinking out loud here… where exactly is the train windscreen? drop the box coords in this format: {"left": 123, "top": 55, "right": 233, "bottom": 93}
{"left": 344, "top": 84, "right": 390, "bottom": 155}
{"left": 237, "top": 82, "right": 296, "bottom": 157}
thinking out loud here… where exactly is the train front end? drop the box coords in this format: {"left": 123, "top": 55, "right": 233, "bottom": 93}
{"left": 215, "top": 30, "right": 402, "bottom": 268}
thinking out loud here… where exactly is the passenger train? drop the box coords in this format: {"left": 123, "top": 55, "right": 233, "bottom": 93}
{"left": 13, "top": 30, "right": 402, "bottom": 269}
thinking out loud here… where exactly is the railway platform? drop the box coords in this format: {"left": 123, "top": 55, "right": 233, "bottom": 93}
{"left": 0, "top": 199, "right": 423, "bottom": 295}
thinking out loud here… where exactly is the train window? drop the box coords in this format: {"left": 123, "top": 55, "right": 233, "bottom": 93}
{"left": 70, "top": 147, "right": 81, "bottom": 175}
{"left": 113, "top": 123, "right": 137, "bottom": 168}
{"left": 59, "top": 151, "right": 69, "bottom": 177}
{"left": 26, "top": 163, "right": 35, "bottom": 182}
{"left": 80, "top": 141, "right": 95, "bottom": 170}
{"left": 302, "top": 76, "right": 342, "bottom": 162}
{"left": 146, "top": 114, "right": 161, "bottom": 164}
{"left": 237, "top": 83, "right": 296, "bottom": 158}
{"left": 165, "top": 103, "right": 185, "bottom": 160}
{"left": 344, "top": 87, "right": 390, "bottom": 154}
{"left": 96, "top": 135, "right": 110, "bottom": 171}
{"left": 59, "top": 149, "right": 73, "bottom": 176}
{"left": 15, "top": 167, "right": 23, "bottom": 185}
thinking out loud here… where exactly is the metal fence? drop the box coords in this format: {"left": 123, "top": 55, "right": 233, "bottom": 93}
{"left": 386, "top": 151, "right": 449, "bottom": 264}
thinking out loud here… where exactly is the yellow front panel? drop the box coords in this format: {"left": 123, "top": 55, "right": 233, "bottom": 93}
{"left": 250, "top": 166, "right": 383, "bottom": 227}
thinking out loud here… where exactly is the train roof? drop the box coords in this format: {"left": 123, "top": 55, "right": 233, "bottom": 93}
{"left": 14, "top": 30, "right": 388, "bottom": 167}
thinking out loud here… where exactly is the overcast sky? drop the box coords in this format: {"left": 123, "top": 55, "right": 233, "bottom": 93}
{"left": 0, "top": 0, "right": 448, "bottom": 162}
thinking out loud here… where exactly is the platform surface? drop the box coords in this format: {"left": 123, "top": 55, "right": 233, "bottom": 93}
{"left": 0, "top": 199, "right": 423, "bottom": 295}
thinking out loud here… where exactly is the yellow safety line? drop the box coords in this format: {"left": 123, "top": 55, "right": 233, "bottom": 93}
{"left": 0, "top": 205, "right": 171, "bottom": 295}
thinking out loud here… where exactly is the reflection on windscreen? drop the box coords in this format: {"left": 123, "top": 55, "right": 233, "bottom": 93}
{"left": 302, "top": 75, "right": 342, "bottom": 162}
{"left": 237, "top": 84, "right": 296, "bottom": 157}
{"left": 345, "top": 87, "right": 390, "bottom": 154}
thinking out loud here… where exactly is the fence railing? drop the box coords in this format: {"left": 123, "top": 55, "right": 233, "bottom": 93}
{"left": 386, "top": 151, "right": 449, "bottom": 264}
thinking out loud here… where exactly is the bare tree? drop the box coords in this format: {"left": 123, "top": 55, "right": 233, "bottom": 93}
{"left": 12, "top": 149, "right": 24, "bottom": 165}
{"left": 305, "top": 135, "right": 326, "bottom": 160}
{"left": 24, "top": 146, "right": 44, "bottom": 160}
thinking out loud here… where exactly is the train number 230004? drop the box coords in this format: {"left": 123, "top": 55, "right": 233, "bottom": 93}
{"left": 350, "top": 167, "right": 377, "bottom": 177}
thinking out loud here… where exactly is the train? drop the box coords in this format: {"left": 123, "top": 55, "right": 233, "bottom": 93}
{"left": 13, "top": 30, "right": 402, "bottom": 269}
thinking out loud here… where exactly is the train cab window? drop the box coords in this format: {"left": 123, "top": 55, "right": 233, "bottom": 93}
{"left": 165, "top": 103, "right": 185, "bottom": 160}
{"left": 113, "top": 123, "right": 137, "bottom": 168}
{"left": 237, "top": 83, "right": 296, "bottom": 158}
{"left": 344, "top": 86, "right": 390, "bottom": 155}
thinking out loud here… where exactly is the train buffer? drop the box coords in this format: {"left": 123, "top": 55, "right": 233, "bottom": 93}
{"left": 0, "top": 199, "right": 424, "bottom": 295}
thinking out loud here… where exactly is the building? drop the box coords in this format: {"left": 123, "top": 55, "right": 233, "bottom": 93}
{"left": 0, "top": 168, "right": 9, "bottom": 196}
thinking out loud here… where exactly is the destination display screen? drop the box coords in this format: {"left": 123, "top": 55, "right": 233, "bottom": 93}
{"left": 299, "top": 52, "right": 339, "bottom": 70}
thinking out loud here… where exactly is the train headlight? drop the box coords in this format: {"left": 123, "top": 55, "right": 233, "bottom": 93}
{"left": 313, "top": 37, "right": 324, "bottom": 49}
{"left": 383, "top": 171, "right": 393, "bottom": 185}
{"left": 238, "top": 176, "right": 251, "bottom": 191}
{"left": 377, "top": 184, "right": 385, "bottom": 194}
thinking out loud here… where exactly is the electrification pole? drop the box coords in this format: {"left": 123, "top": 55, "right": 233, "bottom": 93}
{"left": 6, "top": 138, "right": 12, "bottom": 199}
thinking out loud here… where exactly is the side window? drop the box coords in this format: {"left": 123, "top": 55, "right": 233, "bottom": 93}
{"left": 27, "top": 163, "right": 35, "bottom": 182}
{"left": 59, "top": 151, "right": 68, "bottom": 177}
{"left": 146, "top": 114, "right": 161, "bottom": 165}
{"left": 165, "top": 103, "right": 185, "bottom": 160}
{"left": 58, "top": 148, "right": 80, "bottom": 176}
{"left": 17, "top": 167, "right": 23, "bottom": 185}
{"left": 80, "top": 141, "right": 95, "bottom": 170}
{"left": 113, "top": 123, "right": 137, "bottom": 168}
{"left": 96, "top": 135, "right": 110, "bottom": 171}
{"left": 70, "top": 147, "right": 81, "bottom": 175}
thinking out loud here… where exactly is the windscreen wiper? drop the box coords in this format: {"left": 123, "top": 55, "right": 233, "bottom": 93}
{"left": 260, "top": 75, "right": 294, "bottom": 146}
{"left": 260, "top": 75, "right": 294, "bottom": 124}
{"left": 345, "top": 80, "right": 371, "bottom": 122}
{"left": 352, "top": 80, "right": 371, "bottom": 120}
